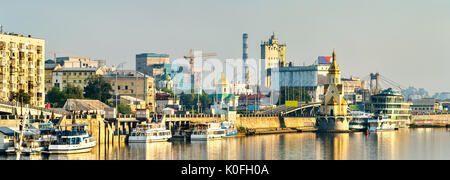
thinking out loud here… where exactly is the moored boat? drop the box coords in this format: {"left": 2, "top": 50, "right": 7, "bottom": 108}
{"left": 191, "top": 123, "right": 226, "bottom": 141}
{"left": 44, "top": 124, "right": 96, "bottom": 154}
{"left": 128, "top": 123, "right": 172, "bottom": 143}
{"left": 368, "top": 115, "right": 396, "bottom": 132}
{"left": 349, "top": 111, "right": 373, "bottom": 131}
{"left": 221, "top": 121, "right": 239, "bottom": 137}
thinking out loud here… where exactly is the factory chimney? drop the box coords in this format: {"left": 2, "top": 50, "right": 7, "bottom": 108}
{"left": 243, "top": 33, "right": 249, "bottom": 85}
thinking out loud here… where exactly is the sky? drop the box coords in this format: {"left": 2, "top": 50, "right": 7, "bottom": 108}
{"left": 1, "top": 0, "right": 449, "bottom": 94}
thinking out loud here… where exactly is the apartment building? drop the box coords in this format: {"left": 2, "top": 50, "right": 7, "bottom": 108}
{"left": 0, "top": 33, "right": 45, "bottom": 107}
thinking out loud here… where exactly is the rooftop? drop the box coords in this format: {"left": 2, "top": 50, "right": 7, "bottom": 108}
{"left": 376, "top": 88, "right": 402, "bottom": 96}
{"left": 54, "top": 67, "right": 99, "bottom": 72}
{"left": 136, "top": 53, "right": 169, "bottom": 58}
{"left": 103, "top": 70, "right": 152, "bottom": 79}
{"left": 63, "top": 99, "right": 110, "bottom": 112}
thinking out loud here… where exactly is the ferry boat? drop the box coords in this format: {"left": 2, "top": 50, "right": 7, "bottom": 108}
{"left": 367, "top": 115, "right": 396, "bottom": 132}
{"left": 349, "top": 111, "right": 373, "bottom": 131}
{"left": 191, "top": 123, "right": 226, "bottom": 141}
{"left": 128, "top": 123, "right": 172, "bottom": 143}
{"left": 44, "top": 124, "right": 97, "bottom": 154}
{"left": 221, "top": 121, "right": 239, "bottom": 137}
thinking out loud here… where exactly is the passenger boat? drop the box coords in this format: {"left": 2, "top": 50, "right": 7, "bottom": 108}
{"left": 221, "top": 121, "right": 239, "bottom": 137}
{"left": 367, "top": 115, "right": 396, "bottom": 132}
{"left": 128, "top": 123, "right": 172, "bottom": 143}
{"left": 191, "top": 123, "right": 226, "bottom": 141}
{"left": 44, "top": 124, "right": 96, "bottom": 154}
{"left": 349, "top": 111, "right": 373, "bottom": 131}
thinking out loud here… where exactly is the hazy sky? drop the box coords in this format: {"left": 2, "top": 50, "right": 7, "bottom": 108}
{"left": 1, "top": 0, "right": 449, "bottom": 93}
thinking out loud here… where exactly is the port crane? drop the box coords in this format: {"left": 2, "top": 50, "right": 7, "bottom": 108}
{"left": 183, "top": 49, "right": 217, "bottom": 114}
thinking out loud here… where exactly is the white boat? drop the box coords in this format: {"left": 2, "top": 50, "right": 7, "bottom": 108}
{"left": 191, "top": 123, "right": 226, "bottom": 141}
{"left": 349, "top": 111, "right": 373, "bottom": 131}
{"left": 44, "top": 124, "right": 97, "bottom": 154}
{"left": 367, "top": 115, "right": 396, "bottom": 132}
{"left": 128, "top": 123, "right": 172, "bottom": 143}
{"left": 221, "top": 121, "right": 239, "bottom": 137}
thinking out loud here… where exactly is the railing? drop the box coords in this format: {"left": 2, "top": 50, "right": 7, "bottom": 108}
{"left": 411, "top": 112, "right": 450, "bottom": 115}
{"left": 0, "top": 100, "right": 69, "bottom": 115}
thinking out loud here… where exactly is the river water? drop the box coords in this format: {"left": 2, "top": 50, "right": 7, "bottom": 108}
{"left": 1, "top": 128, "right": 449, "bottom": 160}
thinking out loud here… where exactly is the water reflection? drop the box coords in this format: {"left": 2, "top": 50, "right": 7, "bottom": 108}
{"left": 1, "top": 128, "right": 449, "bottom": 160}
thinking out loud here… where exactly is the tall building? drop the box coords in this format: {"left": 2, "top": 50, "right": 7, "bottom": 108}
{"left": 0, "top": 33, "right": 45, "bottom": 107}
{"left": 270, "top": 56, "right": 334, "bottom": 102}
{"left": 103, "top": 70, "right": 156, "bottom": 112}
{"left": 136, "top": 53, "right": 170, "bottom": 79}
{"left": 261, "top": 33, "right": 286, "bottom": 87}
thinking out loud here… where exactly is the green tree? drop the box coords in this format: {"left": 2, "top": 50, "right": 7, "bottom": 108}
{"left": 11, "top": 89, "right": 31, "bottom": 104}
{"left": 278, "top": 87, "right": 312, "bottom": 105}
{"left": 63, "top": 84, "right": 84, "bottom": 99}
{"left": 179, "top": 92, "right": 194, "bottom": 112}
{"left": 117, "top": 104, "right": 132, "bottom": 114}
{"left": 195, "top": 91, "right": 212, "bottom": 113}
{"left": 84, "top": 75, "right": 113, "bottom": 103}
{"left": 45, "top": 87, "right": 67, "bottom": 108}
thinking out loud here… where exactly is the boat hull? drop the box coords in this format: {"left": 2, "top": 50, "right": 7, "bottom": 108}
{"left": 45, "top": 141, "right": 96, "bottom": 154}
{"left": 128, "top": 136, "right": 171, "bottom": 143}
{"left": 191, "top": 134, "right": 224, "bottom": 141}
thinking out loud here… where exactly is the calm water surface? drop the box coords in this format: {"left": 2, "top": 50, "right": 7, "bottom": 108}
{"left": 2, "top": 128, "right": 450, "bottom": 160}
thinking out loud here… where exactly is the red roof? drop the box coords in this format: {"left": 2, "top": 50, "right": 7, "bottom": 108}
{"left": 239, "top": 93, "right": 267, "bottom": 100}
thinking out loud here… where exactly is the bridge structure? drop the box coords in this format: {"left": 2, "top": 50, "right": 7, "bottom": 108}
{"left": 0, "top": 100, "right": 68, "bottom": 118}
{"left": 257, "top": 102, "right": 322, "bottom": 117}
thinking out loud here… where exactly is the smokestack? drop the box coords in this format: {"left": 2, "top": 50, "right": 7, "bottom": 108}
{"left": 243, "top": 33, "right": 249, "bottom": 84}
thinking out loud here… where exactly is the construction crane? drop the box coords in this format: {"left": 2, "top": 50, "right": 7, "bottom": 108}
{"left": 183, "top": 49, "right": 217, "bottom": 65}
{"left": 183, "top": 49, "right": 216, "bottom": 114}
{"left": 45, "top": 49, "right": 77, "bottom": 65}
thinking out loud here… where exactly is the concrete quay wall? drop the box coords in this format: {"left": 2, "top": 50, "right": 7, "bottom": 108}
{"left": 235, "top": 115, "right": 316, "bottom": 130}
{"left": 163, "top": 114, "right": 316, "bottom": 130}
{"left": 411, "top": 114, "right": 450, "bottom": 126}
{"left": 235, "top": 115, "right": 280, "bottom": 129}
{"left": 163, "top": 114, "right": 226, "bottom": 123}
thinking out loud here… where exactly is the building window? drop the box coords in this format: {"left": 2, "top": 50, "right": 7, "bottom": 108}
{"left": 73, "top": 80, "right": 76, "bottom": 83}
{"left": 131, "top": 82, "right": 134, "bottom": 86}
{"left": 118, "top": 86, "right": 121, "bottom": 90}
{"left": 79, "top": 72, "right": 82, "bottom": 76}
{"left": 84, "top": 72, "right": 87, "bottom": 75}
{"left": 125, "top": 86, "right": 128, "bottom": 90}
{"left": 131, "top": 90, "right": 134, "bottom": 94}
{"left": 63, "top": 80, "right": 66, "bottom": 83}
{"left": 79, "top": 80, "right": 81, "bottom": 83}
{"left": 63, "top": 72, "right": 66, "bottom": 75}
